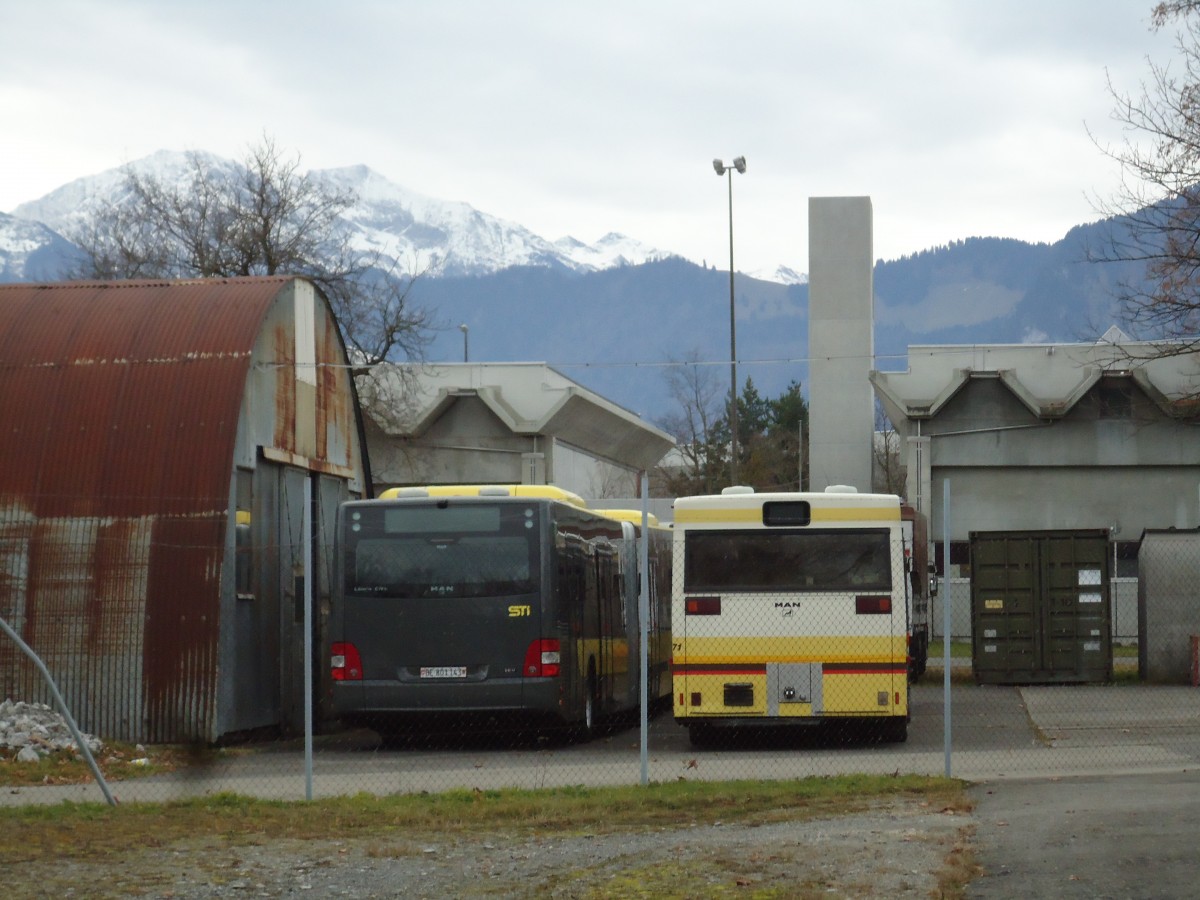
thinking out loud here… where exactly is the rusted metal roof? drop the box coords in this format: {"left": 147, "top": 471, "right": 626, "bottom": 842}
{"left": 0, "top": 277, "right": 362, "bottom": 742}
{"left": 0, "top": 278, "right": 289, "bottom": 519}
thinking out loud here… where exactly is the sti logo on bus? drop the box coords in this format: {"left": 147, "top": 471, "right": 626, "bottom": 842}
{"left": 508, "top": 605, "right": 532, "bottom": 617}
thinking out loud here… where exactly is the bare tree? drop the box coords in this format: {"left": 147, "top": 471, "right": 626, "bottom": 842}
{"left": 1154, "top": 2, "right": 1200, "bottom": 26}
{"left": 1092, "top": 3, "right": 1200, "bottom": 377}
{"left": 656, "top": 352, "right": 726, "bottom": 496}
{"left": 872, "top": 402, "right": 907, "bottom": 496}
{"left": 71, "top": 137, "right": 433, "bottom": 375}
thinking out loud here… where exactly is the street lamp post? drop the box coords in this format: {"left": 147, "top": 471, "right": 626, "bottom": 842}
{"left": 459, "top": 323, "right": 469, "bottom": 362}
{"left": 713, "top": 155, "right": 746, "bottom": 485}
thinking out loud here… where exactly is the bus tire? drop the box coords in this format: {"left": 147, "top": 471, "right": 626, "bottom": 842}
{"left": 574, "top": 664, "right": 598, "bottom": 743}
{"left": 687, "top": 722, "right": 714, "bottom": 748}
{"left": 908, "top": 631, "right": 929, "bottom": 683}
{"left": 881, "top": 715, "right": 908, "bottom": 743}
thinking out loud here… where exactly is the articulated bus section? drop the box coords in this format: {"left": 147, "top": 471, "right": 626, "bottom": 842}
{"left": 330, "top": 485, "right": 670, "bottom": 740}
{"left": 671, "top": 486, "right": 911, "bottom": 745}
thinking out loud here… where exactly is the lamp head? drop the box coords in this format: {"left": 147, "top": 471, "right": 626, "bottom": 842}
{"left": 712, "top": 159, "right": 725, "bottom": 176}
{"left": 733, "top": 156, "right": 746, "bottom": 174}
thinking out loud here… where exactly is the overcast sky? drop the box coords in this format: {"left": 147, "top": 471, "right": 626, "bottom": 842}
{"left": 0, "top": 1, "right": 1183, "bottom": 274}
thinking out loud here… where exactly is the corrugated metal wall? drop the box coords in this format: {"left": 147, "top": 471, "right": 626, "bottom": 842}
{"left": 1137, "top": 529, "right": 1200, "bottom": 682}
{"left": 0, "top": 278, "right": 369, "bottom": 743}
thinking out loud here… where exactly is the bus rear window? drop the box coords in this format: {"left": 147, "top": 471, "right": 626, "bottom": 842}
{"left": 352, "top": 535, "right": 535, "bottom": 598}
{"left": 345, "top": 501, "right": 539, "bottom": 599}
{"left": 684, "top": 529, "right": 891, "bottom": 593}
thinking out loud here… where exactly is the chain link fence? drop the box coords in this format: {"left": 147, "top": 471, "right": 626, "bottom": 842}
{"left": 3, "top": 500, "right": 1200, "bottom": 806}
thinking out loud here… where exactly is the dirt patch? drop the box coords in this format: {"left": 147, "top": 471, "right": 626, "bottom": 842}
{"left": 8, "top": 797, "right": 974, "bottom": 898}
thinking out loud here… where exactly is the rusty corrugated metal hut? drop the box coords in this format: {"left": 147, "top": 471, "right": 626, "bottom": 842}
{"left": 0, "top": 277, "right": 371, "bottom": 743}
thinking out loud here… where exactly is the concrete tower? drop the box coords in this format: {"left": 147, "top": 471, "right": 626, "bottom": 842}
{"left": 807, "top": 196, "right": 874, "bottom": 492}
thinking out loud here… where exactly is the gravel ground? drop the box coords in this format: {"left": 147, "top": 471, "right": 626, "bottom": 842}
{"left": 10, "top": 798, "right": 972, "bottom": 898}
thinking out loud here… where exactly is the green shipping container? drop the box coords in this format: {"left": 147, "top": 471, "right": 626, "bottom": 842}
{"left": 970, "top": 530, "right": 1113, "bottom": 685}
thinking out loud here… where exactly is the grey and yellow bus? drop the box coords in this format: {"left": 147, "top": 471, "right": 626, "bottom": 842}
{"left": 330, "top": 485, "right": 670, "bottom": 739}
{"left": 672, "top": 485, "right": 911, "bottom": 745}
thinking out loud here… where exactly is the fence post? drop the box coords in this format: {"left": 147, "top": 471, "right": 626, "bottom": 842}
{"left": 639, "top": 471, "right": 650, "bottom": 786}
{"left": 943, "top": 479, "right": 952, "bottom": 778}
{"left": 304, "top": 475, "right": 314, "bottom": 801}
{"left": 0, "top": 615, "right": 117, "bottom": 806}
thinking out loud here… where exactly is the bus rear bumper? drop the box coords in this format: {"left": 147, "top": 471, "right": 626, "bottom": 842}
{"left": 333, "top": 678, "right": 564, "bottom": 720}
{"left": 678, "top": 712, "right": 909, "bottom": 745}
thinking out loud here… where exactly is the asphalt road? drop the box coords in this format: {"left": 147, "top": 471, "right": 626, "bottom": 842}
{"left": 968, "top": 770, "right": 1200, "bottom": 899}
{"left": 7, "top": 681, "right": 1198, "bottom": 806}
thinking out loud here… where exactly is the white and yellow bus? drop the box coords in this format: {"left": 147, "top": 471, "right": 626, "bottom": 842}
{"left": 671, "top": 485, "right": 911, "bottom": 745}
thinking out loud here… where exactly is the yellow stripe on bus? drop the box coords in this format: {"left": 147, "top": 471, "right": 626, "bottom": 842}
{"left": 812, "top": 506, "right": 901, "bottom": 522}
{"left": 672, "top": 507, "right": 761, "bottom": 523}
{"left": 674, "top": 635, "right": 906, "bottom": 664}
{"left": 378, "top": 484, "right": 587, "bottom": 507}
{"left": 673, "top": 505, "right": 901, "bottom": 524}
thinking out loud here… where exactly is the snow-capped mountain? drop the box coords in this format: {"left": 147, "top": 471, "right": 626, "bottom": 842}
{"left": 11, "top": 150, "right": 244, "bottom": 245}
{"left": 7, "top": 151, "right": 687, "bottom": 280}
{"left": 311, "top": 163, "right": 679, "bottom": 276}
{"left": 0, "top": 211, "right": 85, "bottom": 283}
{"left": 552, "top": 231, "right": 671, "bottom": 271}
{"left": 748, "top": 263, "right": 807, "bottom": 286}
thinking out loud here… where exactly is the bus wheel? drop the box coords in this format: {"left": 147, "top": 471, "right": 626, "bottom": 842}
{"left": 575, "top": 665, "right": 598, "bottom": 743}
{"left": 880, "top": 715, "right": 908, "bottom": 743}
{"left": 687, "top": 723, "right": 714, "bottom": 748}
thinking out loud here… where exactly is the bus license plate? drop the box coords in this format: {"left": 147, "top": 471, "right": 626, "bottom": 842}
{"left": 420, "top": 666, "right": 466, "bottom": 679}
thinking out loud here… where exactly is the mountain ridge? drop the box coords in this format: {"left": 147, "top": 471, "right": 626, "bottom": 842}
{"left": 0, "top": 150, "right": 1151, "bottom": 420}
{"left": 7, "top": 151, "right": 694, "bottom": 281}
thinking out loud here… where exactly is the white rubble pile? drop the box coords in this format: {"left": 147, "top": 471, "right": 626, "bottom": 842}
{"left": 0, "top": 698, "right": 104, "bottom": 762}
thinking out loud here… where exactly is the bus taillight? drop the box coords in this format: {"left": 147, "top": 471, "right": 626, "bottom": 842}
{"left": 524, "top": 639, "right": 561, "bottom": 677}
{"left": 855, "top": 595, "right": 892, "bottom": 615}
{"left": 331, "top": 642, "right": 363, "bottom": 681}
{"left": 685, "top": 596, "right": 722, "bottom": 615}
